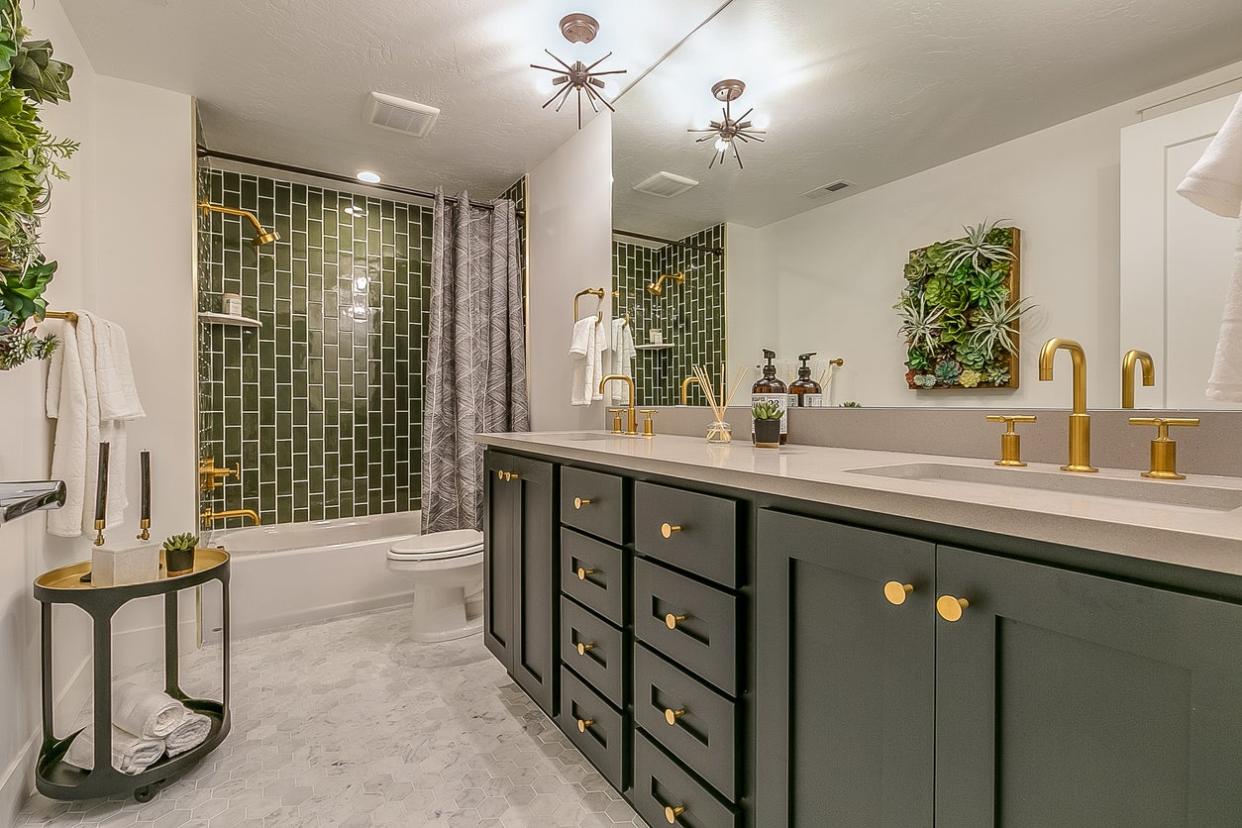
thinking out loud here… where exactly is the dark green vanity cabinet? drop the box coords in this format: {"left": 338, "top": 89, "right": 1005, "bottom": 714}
{"left": 483, "top": 451, "right": 557, "bottom": 715}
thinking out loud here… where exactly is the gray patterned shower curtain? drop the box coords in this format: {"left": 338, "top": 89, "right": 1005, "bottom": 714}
{"left": 421, "top": 190, "right": 529, "bottom": 533}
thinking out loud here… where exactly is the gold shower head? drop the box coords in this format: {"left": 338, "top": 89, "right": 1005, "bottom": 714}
{"left": 646, "top": 272, "right": 685, "bottom": 297}
{"left": 199, "top": 201, "right": 280, "bottom": 247}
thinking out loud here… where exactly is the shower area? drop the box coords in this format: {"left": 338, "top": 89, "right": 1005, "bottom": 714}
{"left": 193, "top": 155, "right": 526, "bottom": 634}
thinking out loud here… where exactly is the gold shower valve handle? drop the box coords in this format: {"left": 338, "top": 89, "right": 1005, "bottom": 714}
{"left": 883, "top": 581, "right": 914, "bottom": 606}
{"left": 936, "top": 594, "right": 970, "bottom": 622}
{"left": 985, "top": 414, "right": 1037, "bottom": 467}
{"left": 660, "top": 522, "right": 683, "bottom": 539}
{"left": 1129, "top": 417, "right": 1199, "bottom": 480}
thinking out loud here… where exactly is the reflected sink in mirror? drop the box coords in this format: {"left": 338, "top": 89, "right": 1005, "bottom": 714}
{"left": 847, "top": 463, "right": 1242, "bottom": 512}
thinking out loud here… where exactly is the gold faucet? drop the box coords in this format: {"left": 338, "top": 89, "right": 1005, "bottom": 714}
{"left": 1121, "top": 349, "right": 1155, "bottom": 409}
{"left": 598, "top": 375, "right": 638, "bottom": 434}
{"left": 199, "top": 458, "right": 240, "bottom": 492}
{"left": 1038, "top": 337, "right": 1097, "bottom": 473}
{"left": 201, "top": 506, "right": 260, "bottom": 528}
{"left": 680, "top": 375, "right": 702, "bottom": 406}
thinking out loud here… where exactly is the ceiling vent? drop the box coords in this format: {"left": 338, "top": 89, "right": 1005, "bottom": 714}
{"left": 365, "top": 92, "right": 440, "bottom": 138}
{"left": 802, "top": 179, "right": 855, "bottom": 200}
{"left": 633, "top": 171, "right": 700, "bottom": 199}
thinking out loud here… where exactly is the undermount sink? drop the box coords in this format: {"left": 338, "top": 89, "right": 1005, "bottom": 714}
{"left": 847, "top": 462, "right": 1242, "bottom": 512}
{"left": 562, "top": 432, "right": 625, "bottom": 441}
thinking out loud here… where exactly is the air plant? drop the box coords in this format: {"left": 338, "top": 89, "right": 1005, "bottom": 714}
{"left": 943, "top": 219, "right": 1015, "bottom": 273}
{"left": 968, "top": 297, "right": 1034, "bottom": 356}
{"left": 894, "top": 292, "right": 945, "bottom": 352}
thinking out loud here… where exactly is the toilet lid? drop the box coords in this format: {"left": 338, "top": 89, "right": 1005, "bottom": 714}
{"left": 388, "top": 529, "right": 484, "bottom": 561}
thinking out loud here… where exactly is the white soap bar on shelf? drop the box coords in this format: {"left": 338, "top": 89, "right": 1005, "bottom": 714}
{"left": 91, "top": 542, "right": 160, "bottom": 586}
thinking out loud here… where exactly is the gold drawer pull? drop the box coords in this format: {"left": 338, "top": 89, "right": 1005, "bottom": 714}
{"left": 884, "top": 581, "right": 914, "bottom": 606}
{"left": 574, "top": 497, "right": 592, "bottom": 509}
{"left": 664, "top": 613, "right": 688, "bottom": 630}
{"left": 664, "top": 804, "right": 686, "bottom": 824}
{"left": 576, "top": 717, "right": 594, "bottom": 733}
{"left": 664, "top": 707, "right": 686, "bottom": 726}
{"left": 576, "top": 566, "right": 597, "bottom": 581}
{"left": 576, "top": 641, "right": 595, "bottom": 656}
{"left": 660, "top": 523, "right": 683, "bottom": 539}
{"left": 936, "top": 594, "right": 970, "bottom": 622}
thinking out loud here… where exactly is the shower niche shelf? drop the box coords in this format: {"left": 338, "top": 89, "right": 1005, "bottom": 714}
{"left": 635, "top": 343, "right": 674, "bottom": 352}
{"left": 198, "top": 312, "right": 260, "bottom": 329}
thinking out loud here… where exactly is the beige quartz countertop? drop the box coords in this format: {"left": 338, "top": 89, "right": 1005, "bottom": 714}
{"left": 476, "top": 430, "right": 1242, "bottom": 579}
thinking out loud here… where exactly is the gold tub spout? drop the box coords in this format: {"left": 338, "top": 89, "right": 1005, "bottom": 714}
{"left": 201, "top": 506, "right": 261, "bottom": 527}
{"left": 1121, "top": 349, "right": 1155, "bottom": 409}
{"left": 1038, "top": 337, "right": 1097, "bottom": 473}
{"left": 598, "top": 374, "right": 638, "bottom": 434}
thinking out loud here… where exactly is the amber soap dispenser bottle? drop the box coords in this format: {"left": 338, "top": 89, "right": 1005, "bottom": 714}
{"left": 751, "top": 348, "right": 788, "bottom": 444}
{"left": 790, "top": 352, "right": 823, "bottom": 407}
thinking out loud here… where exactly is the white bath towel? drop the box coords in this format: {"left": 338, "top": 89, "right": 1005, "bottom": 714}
{"left": 111, "top": 682, "right": 187, "bottom": 738}
{"left": 606, "top": 318, "right": 636, "bottom": 406}
{"left": 95, "top": 320, "right": 145, "bottom": 421}
{"left": 164, "top": 712, "right": 212, "bottom": 757}
{"left": 569, "top": 317, "right": 607, "bottom": 406}
{"left": 1178, "top": 95, "right": 1242, "bottom": 401}
{"left": 65, "top": 724, "right": 165, "bottom": 775}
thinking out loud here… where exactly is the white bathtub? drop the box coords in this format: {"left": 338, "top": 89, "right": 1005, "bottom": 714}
{"left": 203, "top": 512, "right": 420, "bottom": 638}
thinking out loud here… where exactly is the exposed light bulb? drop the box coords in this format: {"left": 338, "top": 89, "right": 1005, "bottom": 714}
{"left": 714, "top": 137, "right": 730, "bottom": 153}
{"left": 354, "top": 275, "right": 370, "bottom": 292}
{"left": 356, "top": 170, "right": 382, "bottom": 184}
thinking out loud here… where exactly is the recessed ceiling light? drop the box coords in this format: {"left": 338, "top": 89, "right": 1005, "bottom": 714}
{"left": 356, "top": 170, "right": 382, "bottom": 184}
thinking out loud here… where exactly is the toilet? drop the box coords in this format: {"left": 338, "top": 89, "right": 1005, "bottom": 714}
{"left": 387, "top": 529, "right": 484, "bottom": 642}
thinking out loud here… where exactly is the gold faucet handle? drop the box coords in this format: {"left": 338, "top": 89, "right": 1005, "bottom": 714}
{"left": 639, "top": 409, "right": 657, "bottom": 437}
{"left": 985, "top": 414, "right": 1037, "bottom": 467}
{"left": 607, "top": 408, "right": 624, "bottom": 434}
{"left": 1129, "top": 418, "right": 1199, "bottom": 480}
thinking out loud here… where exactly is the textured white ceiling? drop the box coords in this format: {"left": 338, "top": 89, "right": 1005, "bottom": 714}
{"left": 612, "top": 0, "right": 1242, "bottom": 238}
{"left": 58, "top": 0, "right": 724, "bottom": 198}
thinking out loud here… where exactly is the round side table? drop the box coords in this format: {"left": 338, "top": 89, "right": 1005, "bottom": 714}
{"left": 33, "top": 549, "right": 231, "bottom": 802}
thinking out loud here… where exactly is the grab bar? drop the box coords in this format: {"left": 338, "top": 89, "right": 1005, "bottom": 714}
{"left": 1, "top": 481, "right": 67, "bottom": 525}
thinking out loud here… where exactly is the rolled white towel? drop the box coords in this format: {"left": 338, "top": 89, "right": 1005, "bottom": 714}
{"left": 112, "top": 681, "right": 187, "bottom": 738}
{"left": 65, "top": 725, "right": 164, "bottom": 775}
{"left": 165, "top": 712, "right": 212, "bottom": 757}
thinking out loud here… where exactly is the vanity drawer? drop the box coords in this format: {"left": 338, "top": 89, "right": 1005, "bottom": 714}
{"left": 561, "top": 528, "right": 624, "bottom": 624}
{"left": 558, "top": 666, "right": 625, "bottom": 791}
{"left": 634, "top": 558, "right": 738, "bottom": 697}
{"left": 561, "top": 595, "right": 625, "bottom": 707}
{"left": 561, "top": 466, "right": 624, "bottom": 544}
{"left": 633, "top": 731, "right": 738, "bottom": 828}
{"left": 634, "top": 482, "right": 738, "bottom": 588}
{"left": 634, "top": 644, "right": 738, "bottom": 801}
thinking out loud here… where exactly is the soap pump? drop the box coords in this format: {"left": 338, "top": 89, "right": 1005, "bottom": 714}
{"left": 751, "top": 349, "right": 788, "bottom": 445}
{"left": 790, "top": 352, "right": 823, "bottom": 408}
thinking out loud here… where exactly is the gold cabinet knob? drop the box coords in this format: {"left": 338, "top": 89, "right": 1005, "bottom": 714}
{"left": 496, "top": 469, "right": 505, "bottom": 481}
{"left": 883, "top": 581, "right": 914, "bottom": 606}
{"left": 664, "top": 613, "right": 687, "bottom": 630}
{"left": 575, "top": 641, "right": 595, "bottom": 656}
{"left": 660, "top": 523, "right": 683, "bottom": 539}
{"left": 574, "top": 497, "right": 592, "bottom": 510}
{"left": 664, "top": 707, "right": 686, "bottom": 726}
{"left": 664, "top": 804, "right": 686, "bottom": 824}
{"left": 576, "top": 566, "right": 596, "bottom": 581}
{"left": 985, "top": 414, "right": 1037, "bottom": 467}
{"left": 507, "top": 471, "right": 520, "bottom": 482}
{"left": 936, "top": 594, "right": 970, "bottom": 622}
{"left": 576, "top": 718, "right": 594, "bottom": 733}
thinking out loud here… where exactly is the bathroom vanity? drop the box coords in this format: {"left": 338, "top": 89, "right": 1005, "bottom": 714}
{"left": 479, "top": 432, "right": 1242, "bottom": 827}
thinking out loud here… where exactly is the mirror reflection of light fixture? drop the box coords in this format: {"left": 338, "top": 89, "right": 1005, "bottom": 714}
{"left": 688, "top": 79, "right": 766, "bottom": 170}
{"left": 530, "top": 13, "right": 627, "bottom": 129}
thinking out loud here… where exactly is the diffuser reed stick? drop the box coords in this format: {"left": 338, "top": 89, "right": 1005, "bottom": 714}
{"left": 693, "top": 364, "right": 747, "bottom": 444}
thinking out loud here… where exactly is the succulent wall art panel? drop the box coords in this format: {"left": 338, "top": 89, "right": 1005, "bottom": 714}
{"left": 896, "top": 220, "right": 1029, "bottom": 391}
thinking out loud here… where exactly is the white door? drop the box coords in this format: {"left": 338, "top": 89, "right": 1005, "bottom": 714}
{"left": 1120, "top": 93, "right": 1240, "bottom": 409}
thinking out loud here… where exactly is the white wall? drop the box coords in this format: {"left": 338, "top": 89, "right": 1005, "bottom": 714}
{"left": 527, "top": 113, "right": 613, "bottom": 430}
{"left": 0, "top": 3, "right": 195, "bottom": 819}
{"left": 741, "top": 61, "right": 1242, "bottom": 409}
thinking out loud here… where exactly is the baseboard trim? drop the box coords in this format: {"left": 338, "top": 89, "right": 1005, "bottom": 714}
{"left": 228, "top": 592, "right": 412, "bottom": 640}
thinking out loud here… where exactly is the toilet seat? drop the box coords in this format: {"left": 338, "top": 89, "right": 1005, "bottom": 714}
{"left": 387, "top": 529, "right": 483, "bottom": 562}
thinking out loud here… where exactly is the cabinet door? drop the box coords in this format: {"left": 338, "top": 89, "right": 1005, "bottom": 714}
{"left": 484, "top": 452, "right": 517, "bottom": 670}
{"left": 936, "top": 545, "right": 1242, "bottom": 827}
{"left": 510, "top": 454, "right": 557, "bottom": 716}
{"left": 756, "top": 510, "right": 935, "bottom": 827}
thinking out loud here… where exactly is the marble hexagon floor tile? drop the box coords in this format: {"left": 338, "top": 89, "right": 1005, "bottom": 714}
{"left": 18, "top": 608, "right": 648, "bottom": 827}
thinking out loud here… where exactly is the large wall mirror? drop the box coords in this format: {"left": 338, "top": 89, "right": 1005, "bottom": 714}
{"left": 610, "top": 0, "right": 1242, "bottom": 409}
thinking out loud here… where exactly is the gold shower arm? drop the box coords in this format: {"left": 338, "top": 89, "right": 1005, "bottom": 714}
{"left": 646, "top": 272, "right": 686, "bottom": 297}
{"left": 198, "top": 201, "right": 280, "bottom": 246}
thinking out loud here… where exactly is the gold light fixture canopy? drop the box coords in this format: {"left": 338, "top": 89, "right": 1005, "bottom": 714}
{"left": 531, "top": 13, "right": 627, "bottom": 129}
{"left": 198, "top": 201, "right": 280, "bottom": 247}
{"left": 688, "top": 79, "right": 767, "bottom": 169}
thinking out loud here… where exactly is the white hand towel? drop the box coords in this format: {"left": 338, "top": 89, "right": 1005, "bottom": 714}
{"left": 569, "top": 318, "right": 597, "bottom": 406}
{"left": 95, "top": 320, "right": 145, "bottom": 421}
{"left": 165, "top": 712, "right": 212, "bottom": 757}
{"left": 606, "top": 319, "right": 636, "bottom": 406}
{"left": 590, "top": 316, "right": 608, "bottom": 401}
{"left": 1178, "top": 95, "right": 1242, "bottom": 401}
{"left": 65, "top": 724, "right": 165, "bottom": 775}
{"left": 111, "top": 682, "right": 187, "bottom": 738}
{"left": 45, "top": 319, "right": 88, "bottom": 537}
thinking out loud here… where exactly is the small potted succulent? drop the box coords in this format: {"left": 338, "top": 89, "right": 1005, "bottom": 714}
{"left": 752, "top": 400, "right": 783, "bottom": 448}
{"left": 162, "top": 533, "right": 198, "bottom": 575}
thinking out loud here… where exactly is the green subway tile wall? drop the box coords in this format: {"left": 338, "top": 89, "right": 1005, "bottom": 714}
{"left": 612, "top": 224, "right": 726, "bottom": 406}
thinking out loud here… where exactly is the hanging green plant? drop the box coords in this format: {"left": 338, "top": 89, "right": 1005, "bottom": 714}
{"left": 0, "top": 0, "right": 75, "bottom": 370}
{"left": 897, "top": 221, "right": 1030, "bottom": 390}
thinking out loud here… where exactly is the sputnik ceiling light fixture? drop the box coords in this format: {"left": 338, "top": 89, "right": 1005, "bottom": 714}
{"left": 530, "top": 13, "right": 627, "bottom": 130}
{"left": 688, "top": 79, "right": 766, "bottom": 170}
